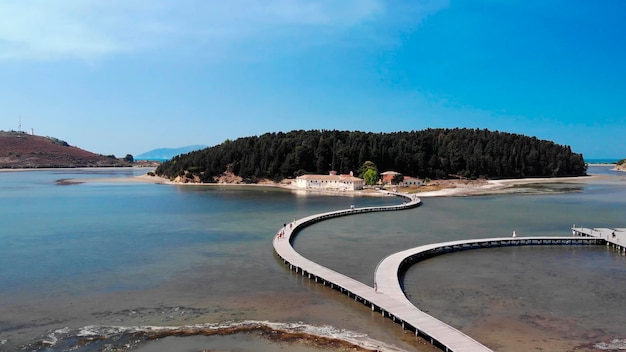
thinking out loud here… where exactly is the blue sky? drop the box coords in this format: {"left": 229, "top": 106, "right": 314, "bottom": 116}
{"left": 1, "top": 0, "right": 624, "bottom": 159}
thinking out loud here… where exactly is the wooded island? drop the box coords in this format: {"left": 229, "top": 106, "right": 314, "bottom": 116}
{"left": 156, "top": 128, "right": 587, "bottom": 183}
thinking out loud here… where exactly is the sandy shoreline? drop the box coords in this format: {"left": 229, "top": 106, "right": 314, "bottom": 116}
{"left": 4, "top": 166, "right": 605, "bottom": 197}
{"left": 57, "top": 171, "right": 602, "bottom": 198}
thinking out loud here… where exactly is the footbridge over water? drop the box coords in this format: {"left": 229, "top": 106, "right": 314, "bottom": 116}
{"left": 273, "top": 193, "right": 608, "bottom": 352}
{"left": 572, "top": 227, "right": 626, "bottom": 253}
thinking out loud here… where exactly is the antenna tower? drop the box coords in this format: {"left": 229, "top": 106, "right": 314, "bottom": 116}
{"left": 19, "top": 115, "right": 22, "bottom": 132}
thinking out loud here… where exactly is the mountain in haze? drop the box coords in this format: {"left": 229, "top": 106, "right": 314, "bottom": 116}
{"left": 0, "top": 130, "right": 131, "bottom": 168}
{"left": 135, "top": 145, "right": 207, "bottom": 161}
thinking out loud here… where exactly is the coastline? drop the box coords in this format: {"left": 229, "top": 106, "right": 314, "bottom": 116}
{"left": 15, "top": 166, "right": 604, "bottom": 197}
{"left": 88, "top": 172, "right": 602, "bottom": 198}
{"left": 415, "top": 175, "right": 600, "bottom": 197}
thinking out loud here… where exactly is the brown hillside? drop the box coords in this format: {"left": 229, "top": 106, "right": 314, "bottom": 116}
{"left": 0, "top": 131, "right": 130, "bottom": 168}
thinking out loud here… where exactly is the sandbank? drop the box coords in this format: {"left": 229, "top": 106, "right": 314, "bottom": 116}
{"left": 46, "top": 167, "right": 604, "bottom": 198}
{"left": 405, "top": 175, "right": 599, "bottom": 197}
{"left": 95, "top": 173, "right": 601, "bottom": 198}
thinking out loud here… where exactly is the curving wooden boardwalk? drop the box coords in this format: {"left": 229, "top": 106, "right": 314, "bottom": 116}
{"left": 273, "top": 193, "right": 607, "bottom": 352}
{"left": 374, "top": 236, "right": 604, "bottom": 350}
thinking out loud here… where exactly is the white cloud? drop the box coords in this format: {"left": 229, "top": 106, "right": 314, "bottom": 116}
{"left": 0, "top": 0, "right": 445, "bottom": 61}
{"left": 0, "top": 1, "right": 142, "bottom": 60}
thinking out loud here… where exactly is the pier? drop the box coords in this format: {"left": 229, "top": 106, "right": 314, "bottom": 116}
{"left": 373, "top": 236, "right": 604, "bottom": 347}
{"left": 572, "top": 226, "right": 626, "bottom": 253}
{"left": 273, "top": 193, "right": 611, "bottom": 352}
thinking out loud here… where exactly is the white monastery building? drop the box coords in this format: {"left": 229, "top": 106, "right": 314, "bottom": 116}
{"left": 402, "top": 176, "right": 424, "bottom": 187}
{"left": 296, "top": 171, "right": 364, "bottom": 191}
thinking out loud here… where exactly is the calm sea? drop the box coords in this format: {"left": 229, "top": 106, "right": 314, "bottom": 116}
{"left": 1, "top": 166, "right": 625, "bottom": 351}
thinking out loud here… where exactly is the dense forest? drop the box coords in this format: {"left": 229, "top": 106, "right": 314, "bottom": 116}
{"left": 155, "top": 129, "right": 587, "bottom": 182}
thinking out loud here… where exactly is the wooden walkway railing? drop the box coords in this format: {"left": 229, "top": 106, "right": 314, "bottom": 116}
{"left": 374, "top": 236, "right": 604, "bottom": 349}
{"left": 572, "top": 227, "right": 626, "bottom": 252}
{"left": 273, "top": 193, "right": 609, "bottom": 351}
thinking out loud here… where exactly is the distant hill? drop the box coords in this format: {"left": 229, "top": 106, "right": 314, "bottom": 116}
{"left": 0, "top": 131, "right": 131, "bottom": 168}
{"left": 135, "top": 145, "right": 207, "bottom": 161}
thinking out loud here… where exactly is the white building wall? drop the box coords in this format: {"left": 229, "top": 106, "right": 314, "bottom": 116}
{"left": 295, "top": 175, "right": 364, "bottom": 191}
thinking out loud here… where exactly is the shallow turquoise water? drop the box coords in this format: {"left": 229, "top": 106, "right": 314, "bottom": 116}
{"left": 1, "top": 166, "right": 625, "bottom": 351}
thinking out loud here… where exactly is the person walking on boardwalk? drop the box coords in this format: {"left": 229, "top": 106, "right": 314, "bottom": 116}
{"left": 512, "top": 230, "right": 517, "bottom": 238}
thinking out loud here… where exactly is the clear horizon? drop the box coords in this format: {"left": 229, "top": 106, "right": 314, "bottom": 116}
{"left": 1, "top": 1, "right": 624, "bottom": 159}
